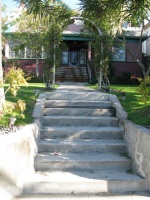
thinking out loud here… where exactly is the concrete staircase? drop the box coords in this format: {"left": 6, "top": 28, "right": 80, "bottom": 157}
{"left": 20, "top": 86, "right": 147, "bottom": 198}
{"left": 56, "top": 67, "right": 89, "bottom": 82}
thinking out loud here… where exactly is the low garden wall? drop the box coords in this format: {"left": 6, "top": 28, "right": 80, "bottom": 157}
{"left": 0, "top": 121, "right": 40, "bottom": 197}
{"left": 109, "top": 94, "right": 150, "bottom": 191}
{"left": 121, "top": 120, "right": 150, "bottom": 190}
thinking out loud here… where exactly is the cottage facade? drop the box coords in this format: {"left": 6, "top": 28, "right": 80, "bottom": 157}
{"left": 3, "top": 2, "right": 148, "bottom": 82}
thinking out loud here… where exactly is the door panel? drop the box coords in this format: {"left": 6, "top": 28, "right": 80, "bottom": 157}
{"left": 69, "top": 51, "right": 78, "bottom": 67}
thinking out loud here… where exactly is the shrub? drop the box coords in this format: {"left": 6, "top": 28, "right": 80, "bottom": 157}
{"left": 137, "top": 76, "right": 150, "bottom": 104}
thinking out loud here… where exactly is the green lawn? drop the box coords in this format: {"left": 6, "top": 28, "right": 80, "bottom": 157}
{"left": 1, "top": 83, "right": 150, "bottom": 127}
{"left": 86, "top": 84, "right": 150, "bottom": 126}
{"left": 0, "top": 83, "right": 58, "bottom": 127}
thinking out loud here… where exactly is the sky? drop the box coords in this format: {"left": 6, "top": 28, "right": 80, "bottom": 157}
{"left": 2, "top": 0, "right": 81, "bottom": 12}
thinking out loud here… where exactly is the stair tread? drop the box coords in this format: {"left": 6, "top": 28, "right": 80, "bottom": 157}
{"left": 45, "top": 100, "right": 111, "bottom": 103}
{"left": 41, "top": 126, "right": 123, "bottom": 131}
{"left": 26, "top": 170, "right": 145, "bottom": 183}
{"left": 16, "top": 192, "right": 150, "bottom": 200}
{"left": 42, "top": 116, "right": 118, "bottom": 120}
{"left": 39, "top": 138, "right": 125, "bottom": 145}
{"left": 35, "top": 152, "right": 130, "bottom": 161}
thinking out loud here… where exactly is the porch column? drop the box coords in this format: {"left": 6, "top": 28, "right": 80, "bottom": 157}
{"left": 88, "top": 42, "right": 92, "bottom": 61}
{"left": 5, "top": 42, "right": 9, "bottom": 58}
{"left": 87, "top": 42, "right": 92, "bottom": 82}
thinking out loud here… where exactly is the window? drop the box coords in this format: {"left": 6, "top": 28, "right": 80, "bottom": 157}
{"left": 9, "top": 47, "right": 16, "bottom": 58}
{"left": 70, "top": 51, "right": 78, "bottom": 65}
{"left": 112, "top": 46, "right": 126, "bottom": 61}
{"left": 8, "top": 42, "right": 46, "bottom": 59}
{"left": 80, "top": 50, "right": 86, "bottom": 65}
{"left": 62, "top": 51, "right": 69, "bottom": 64}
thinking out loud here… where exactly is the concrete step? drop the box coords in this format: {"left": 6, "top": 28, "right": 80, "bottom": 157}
{"left": 44, "top": 100, "right": 112, "bottom": 108}
{"left": 42, "top": 116, "right": 119, "bottom": 127}
{"left": 46, "top": 92, "right": 109, "bottom": 101}
{"left": 15, "top": 192, "right": 150, "bottom": 200}
{"left": 35, "top": 152, "right": 132, "bottom": 171}
{"left": 43, "top": 107, "right": 116, "bottom": 117}
{"left": 40, "top": 126, "right": 123, "bottom": 139}
{"left": 22, "top": 170, "right": 147, "bottom": 194}
{"left": 38, "top": 139, "right": 126, "bottom": 153}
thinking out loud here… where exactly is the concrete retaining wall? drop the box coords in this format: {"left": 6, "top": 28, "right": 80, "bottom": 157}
{"left": 109, "top": 94, "right": 150, "bottom": 191}
{"left": 0, "top": 93, "right": 44, "bottom": 198}
{"left": 121, "top": 120, "right": 150, "bottom": 190}
{"left": 0, "top": 121, "right": 40, "bottom": 197}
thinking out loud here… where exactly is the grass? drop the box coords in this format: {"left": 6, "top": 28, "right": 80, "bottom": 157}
{"left": 0, "top": 83, "right": 59, "bottom": 127}
{"left": 86, "top": 84, "right": 150, "bottom": 126}
{"left": 1, "top": 83, "right": 150, "bottom": 127}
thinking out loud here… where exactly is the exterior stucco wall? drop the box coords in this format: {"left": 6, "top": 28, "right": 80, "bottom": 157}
{"left": 143, "top": 23, "right": 150, "bottom": 56}
{"left": 112, "top": 62, "right": 143, "bottom": 78}
{"left": 112, "top": 42, "right": 143, "bottom": 78}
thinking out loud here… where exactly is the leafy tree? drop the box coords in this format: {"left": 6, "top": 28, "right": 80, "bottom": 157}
{"left": 11, "top": 11, "right": 48, "bottom": 77}
{"left": 79, "top": 0, "right": 150, "bottom": 90}
{"left": 13, "top": 0, "right": 74, "bottom": 88}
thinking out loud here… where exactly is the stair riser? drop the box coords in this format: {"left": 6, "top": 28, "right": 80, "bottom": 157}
{"left": 23, "top": 180, "right": 146, "bottom": 194}
{"left": 43, "top": 108, "right": 116, "bottom": 117}
{"left": 46, "top": 93, "right": 109, "bottom": 101}
{"left": 35, "top": 160, "right": 132, "bottom": 171}
{"left": 38, "top": 144, "right": 126, "bottom": 153}
{"left": 40, "top": 130, "right": 123, "bottom": 139}
{"left": 44, "top": 101, "right": 112, "bottom": 108}
{"left": 42, "top": 118, "right": 119, "bottom": 127}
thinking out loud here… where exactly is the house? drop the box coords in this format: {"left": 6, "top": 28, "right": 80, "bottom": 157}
{"left": 112, "top": 28, "right": 148, "bottom": 80}
{"left": 3, "top": 2, "right": 148, "bottom": 83}
{"left": 142, "top": 22, "right": 150, "bottom": 56}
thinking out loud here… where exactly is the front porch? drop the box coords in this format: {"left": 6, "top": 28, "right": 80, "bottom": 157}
{"left": 56, "top": 39, "right": 92, "bottom": 82}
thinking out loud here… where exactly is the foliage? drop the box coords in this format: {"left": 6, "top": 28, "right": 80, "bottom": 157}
{"left": 15, "top": 99, "right": 26, "bottom": 118}
{"left": 4, "top": 66, "right": 28, "bottom": 96}
{"left": 2, "top": 99, "right": 26, "bottom": 119}
{"left": 91, "top": 34, "right": 113, "bottom": 91}
{"left": 80, "top": 0, "right": 150, "bottom": 81}
{"left": 0, "top": 67, "right": 30, "bottom": 122}
{"left": 0, "top": 83, "right": 59, "bottom": 127}
{"left": 11, "top": 0, "right": 74, "bottom": 87}
{"left": 79, "top": 0, "right": 149, "bottom": 29}
{"left": 137, "top": 76, "right": 150, "bottom": 103}
{"left": 86, "top": 83, "right": 150, "bottom": 126}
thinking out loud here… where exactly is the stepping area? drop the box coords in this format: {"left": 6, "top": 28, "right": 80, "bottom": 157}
{"left": 17, "top": 83, "right": 147, "bottom": 199}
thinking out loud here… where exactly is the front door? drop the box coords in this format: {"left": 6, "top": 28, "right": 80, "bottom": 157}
{"left": 69, "top": 51, "right": 78, "bottom": 67}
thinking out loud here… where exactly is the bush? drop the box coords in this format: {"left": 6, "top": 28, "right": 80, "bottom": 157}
{"left": 28, "top": 75, "right": 43, "bottom": 83}
{"left": 110, "top": 71, "right": 139, "bottom": 85}
{"left": 137, "top": 76, "right": 150, "bottom": 104}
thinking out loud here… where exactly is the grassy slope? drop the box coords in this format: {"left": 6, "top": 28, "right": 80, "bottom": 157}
{"left": 1, "top": 83, "right": 149, "bottom": 127}
{"left": 87, "top": 84, "right": 150, "bottom": 126}
{"left": 0, "top": 83, "right": 57, "bottom": 127}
